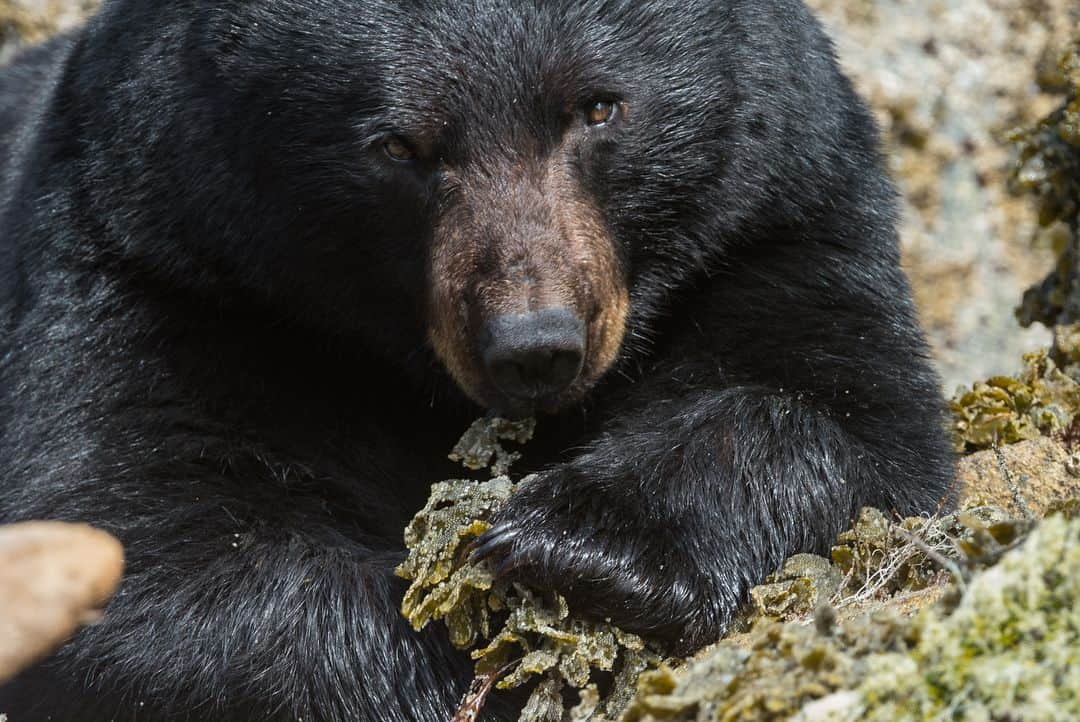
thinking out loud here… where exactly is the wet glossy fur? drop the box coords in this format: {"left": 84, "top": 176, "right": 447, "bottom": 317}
{"left": 0, "top": 1, "right": 954, "bottom": 720}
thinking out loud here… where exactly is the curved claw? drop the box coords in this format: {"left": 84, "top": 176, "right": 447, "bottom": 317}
{"left": 469, "top": 523, "right": 520, "bottom": 564}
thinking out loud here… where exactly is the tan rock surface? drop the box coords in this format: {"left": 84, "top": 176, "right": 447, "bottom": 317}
{"left": 957, "top": 435, "right": 1080, "bottom": 516}
{"left": 0, "top": 521, "right": 124, "bottom": 683}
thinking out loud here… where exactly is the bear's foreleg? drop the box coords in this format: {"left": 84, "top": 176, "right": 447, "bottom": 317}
{"left": 473, "top": 383, "right": 942, "bottom": 654}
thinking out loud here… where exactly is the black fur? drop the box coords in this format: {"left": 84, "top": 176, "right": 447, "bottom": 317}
{"left": 0, "top": 1, "right": 955, "bottom": 720}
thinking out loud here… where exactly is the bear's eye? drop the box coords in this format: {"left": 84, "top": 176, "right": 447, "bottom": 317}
{"left": 585, "top": 100, "right": 618, "bottom": 127}
{"left": 383, "top": 136, "right": 415, "bottom": 162}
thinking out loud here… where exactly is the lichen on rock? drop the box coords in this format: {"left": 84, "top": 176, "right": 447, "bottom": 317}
{"left": 855, "top": 512, "right": 1080, "bottom": 722}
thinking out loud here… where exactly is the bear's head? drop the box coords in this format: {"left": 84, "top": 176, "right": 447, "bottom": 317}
{"left": 71, "top": 0, "right": 863, "bottom": 415}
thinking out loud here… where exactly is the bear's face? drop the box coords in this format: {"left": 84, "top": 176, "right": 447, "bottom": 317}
{"left": 424, "top": 124, "right": 630, "bottom": 414}
{"left": 199, "top": 0, "right": 750, "bottom": 413}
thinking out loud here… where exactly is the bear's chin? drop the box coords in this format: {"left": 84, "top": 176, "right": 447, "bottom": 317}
{"left": 480, "top": 389, "right": 583, "bottom": 420}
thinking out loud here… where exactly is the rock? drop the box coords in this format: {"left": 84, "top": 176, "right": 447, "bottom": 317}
{"left": 957, "top": 436, "right": 1080, "bottom": 516}
{"left": 0, "top": 0, "right": 99, "bottom": 64}
{"left": 806, "top": 0, "right": 1080, "bottom": 388}
{"left": 854, "top": 513, "right": 1080, "bottom": 721}
{"left": 0, "top": 521, "right": 124, "bottom": 683}
{"left": 793, "top": 691, "right": 862, "bottom": 722}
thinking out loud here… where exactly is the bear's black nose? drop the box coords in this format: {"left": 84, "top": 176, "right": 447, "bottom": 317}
{"left": 482, "top": 308, "right": 586, "bottom": 402}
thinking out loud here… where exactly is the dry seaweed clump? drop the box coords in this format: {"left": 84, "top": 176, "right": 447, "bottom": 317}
{"left": 1012, "top": 40, "right": 1080, "bottom": 330}
{"left": 397, "top": 417, "right": 659, "bottom": 722}
{"left": 742, "top": 505, "right": 1033, "bottom": 631}
{"left": 950, "top": 344, "right": 1080, "bottom": 452}
{"left": 397, "top": 475, "right": 515, "bottom": 649}
{"left": 449, "top": 416, "right": 537, "bottom": 477}
{"left": 400, "top": 419, "right": 1077, "bottom": 721}
{"left": 621, "top": 513, "right": 1080, "bottom": 722}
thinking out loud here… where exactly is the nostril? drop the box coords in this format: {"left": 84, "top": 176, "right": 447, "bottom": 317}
{"left": 488, "top": 357, "right": 527, "bottom": 397}
{"left": 481, "top": 308, "right": 586, "bottom": 400}
{"left": 490, "top": 348, "right": 582, "bottom": 394}
{"left": 547, "top": 349, "right": 583, "bottom": 387}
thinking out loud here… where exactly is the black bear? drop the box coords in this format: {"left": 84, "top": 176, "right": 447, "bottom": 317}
{"left": 0, "top": 0, "right": 955, "bottom": 720}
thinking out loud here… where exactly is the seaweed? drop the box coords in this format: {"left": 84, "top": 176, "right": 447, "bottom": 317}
{"left": 397, "top": 417, "right": 660, "bottom": 722}
{"left": 1012, "top": 41, "right": 1080, "bottom": 330}
{"left": 449, "top": 416, "right": 537, "bottom": 477}
{"left": 399, "top": 414, "right": 1080, "bottom": 721}
{"left": 950, "top": 347, "right": 1080, "bottom": 452}
{"left": 948, "top": 42, "right": 1080, "bottom": 454}
{"left": 620, "top": 513, "right": 1080, "bottom": 722}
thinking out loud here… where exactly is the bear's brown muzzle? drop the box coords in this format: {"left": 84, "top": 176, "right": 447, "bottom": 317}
{"left": 427, "top": 148, "right": 629, "bottom": 413}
